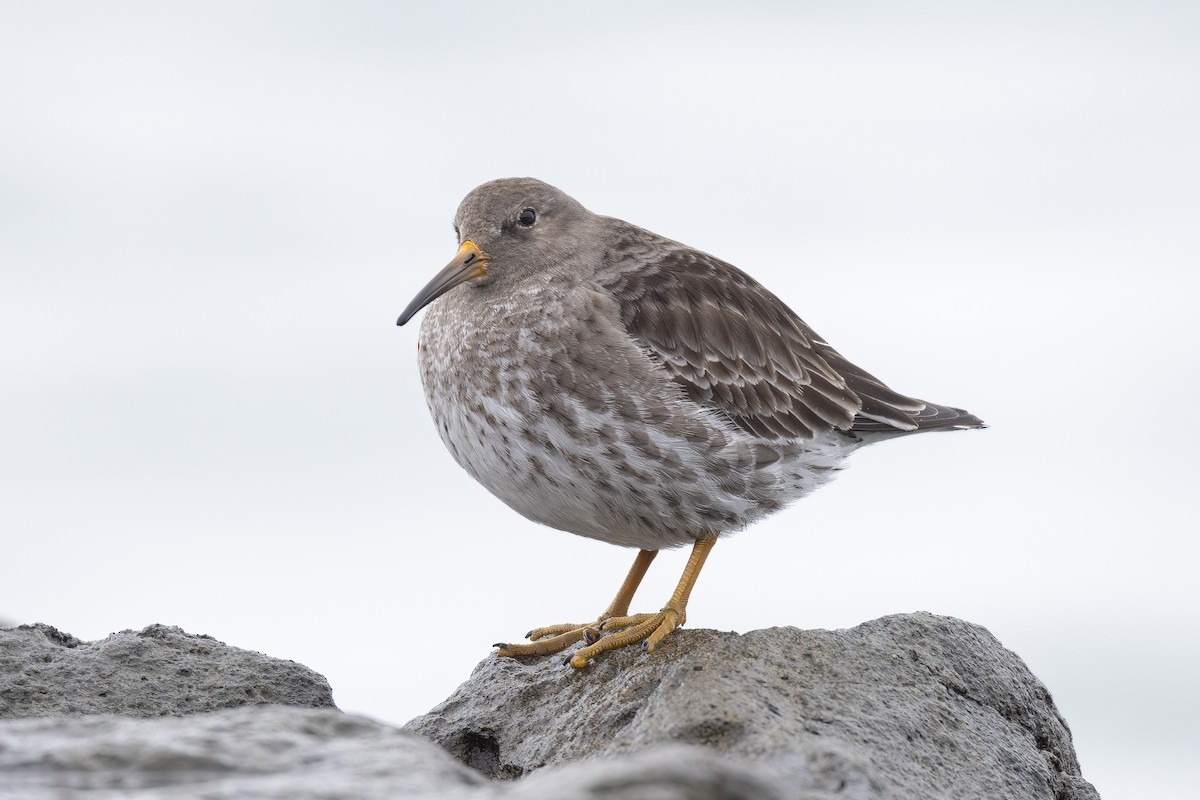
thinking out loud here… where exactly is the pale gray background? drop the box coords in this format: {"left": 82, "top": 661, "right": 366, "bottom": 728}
{"left": 2, "top": 2, "right": 1197, "bottom": 798}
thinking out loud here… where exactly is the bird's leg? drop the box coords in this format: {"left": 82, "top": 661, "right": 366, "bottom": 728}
{"left": 531, "top": 547, "right": 658, "bottom": 641}
{"left": 494, "top": 549, "right": 658, "bottom": 658}
{"left": 566, "top": 535, "right": 716, "bottom": 670}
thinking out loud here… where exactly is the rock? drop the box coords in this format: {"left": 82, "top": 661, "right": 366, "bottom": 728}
{"left": 0, "top": 623, "right": 334, "bottom": 718}
{"left": 502, "top": 744, "right": 866, "bottom": 800}
{"left": 0, "top": 705, "right": 488, "bottom": 800}
{"left": 0, "top": 616, "right": 1100, "bottom": 799}
{"left": 0, "top": 706, "right": 810, "bottom": 800}
{"left": 406, "top": 613, "right": 1099, "bottom": 800}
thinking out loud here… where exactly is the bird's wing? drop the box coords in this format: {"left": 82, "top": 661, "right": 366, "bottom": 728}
{"left": 600, "top": 241, "right": 927, "bottom": 441}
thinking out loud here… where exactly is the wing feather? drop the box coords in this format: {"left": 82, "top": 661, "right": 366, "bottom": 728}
{"left": 598, "top": 228, "right": 984, "bottom": 440}
{"left": 600, "top": 238, "right": 883, "bottom": 441}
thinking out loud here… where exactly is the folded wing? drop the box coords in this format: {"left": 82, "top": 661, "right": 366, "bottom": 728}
{"left": 600, "top": 241, "right": 968, "bottom": 441}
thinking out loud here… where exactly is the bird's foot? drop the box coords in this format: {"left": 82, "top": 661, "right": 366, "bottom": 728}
{"left": 492, "top": 610, "right": 674, "bottom": 661}
{"left": 493, "top": 540, "right": 711, "bottom": 668}
{"left": 564, "top": 606, "right": 685, "bottom": 669}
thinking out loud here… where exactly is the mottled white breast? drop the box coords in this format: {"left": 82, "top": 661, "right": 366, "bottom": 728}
{"left": 416, "top": 279, "right": 858, "bottom": 550}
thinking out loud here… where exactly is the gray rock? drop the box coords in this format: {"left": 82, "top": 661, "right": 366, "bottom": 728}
{"left": 0, "top": 616, "right": 1099, "bottom": 799}
{"left": 0, "top": 623, "right": 334, "bottom": 718}
{"left": 0, "top": 707, "right": 814, "bottom": 800}
{"left": 502, "top": 744, "right": 871, "bottom": 800}
{"left": 0, "top": 705, "right": 487, "bottom": 800}
{"left": 406, "top": 612, "right": 1099, "bottom": 800}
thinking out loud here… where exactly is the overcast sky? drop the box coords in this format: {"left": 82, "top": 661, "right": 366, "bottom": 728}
{"left": 2, "top": 3, "right": 1197, "bottom": 798}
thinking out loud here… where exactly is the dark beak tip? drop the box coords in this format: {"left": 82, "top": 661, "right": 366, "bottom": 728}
{"left": 396, "top": 303, "right": 422, "bottom": 327}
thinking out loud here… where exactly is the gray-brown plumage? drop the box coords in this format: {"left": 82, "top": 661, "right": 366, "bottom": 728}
{"left": 397, "top": 177, "right": 983, "bottom": 667}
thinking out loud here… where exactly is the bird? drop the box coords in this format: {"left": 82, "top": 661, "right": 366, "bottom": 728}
{"left": 397, "top": 177, "right": 983, "bottom": 669}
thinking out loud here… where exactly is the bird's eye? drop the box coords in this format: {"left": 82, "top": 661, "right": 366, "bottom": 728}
{"left": 518, "top": 208, "right": 537, "bottom": 227}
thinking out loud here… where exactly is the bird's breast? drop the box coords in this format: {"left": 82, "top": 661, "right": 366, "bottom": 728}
{"left": 411, "top": 282, "right": 854, "bottom": 548}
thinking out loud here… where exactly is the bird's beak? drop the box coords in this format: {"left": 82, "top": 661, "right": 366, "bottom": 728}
{"left": 397, "top": 240, "right": 490, "bottom": 326}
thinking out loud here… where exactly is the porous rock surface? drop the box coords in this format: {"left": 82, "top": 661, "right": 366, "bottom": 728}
{"left": 0, "top": 615, "right": 1100, "bottom": 799}
{"left": 407, "top": 613, "right": 1100, "bottom": 800}
{"left": 0, "top": 623, "right": 334, "bottom": 717}
{"left": 0, "top": 705, "right": 487, "bottom": 800}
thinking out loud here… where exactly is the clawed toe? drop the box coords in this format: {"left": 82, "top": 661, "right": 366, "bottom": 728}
{"left": 526, "top": 623, "right": 586, "bottom": 642}
{"left": 495, "top": 626, "right": 589, "bottom": 658}
{"left": 598, "top": 612, "right": 657, "bottom": 631}
{"left": 567, "top": 607, "right": 683, "bottom": 669}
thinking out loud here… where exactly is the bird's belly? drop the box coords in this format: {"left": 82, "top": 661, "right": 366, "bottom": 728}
{"left": 416, "top": 295, "right": 855, "bottom": 549}
{"left": 422, "top": 372, "right": 855, "bottom": 550}
{"left": 427, "top": 387, "right": 683, "bottom": 547}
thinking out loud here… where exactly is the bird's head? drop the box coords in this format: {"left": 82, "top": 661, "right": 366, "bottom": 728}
{"left": 397, "top": 177, "right": 590, "bottom": 326}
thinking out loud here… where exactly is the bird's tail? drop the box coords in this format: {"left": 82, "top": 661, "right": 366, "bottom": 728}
{"left": 850, "top": 401, "right": 985, "bottom": 437}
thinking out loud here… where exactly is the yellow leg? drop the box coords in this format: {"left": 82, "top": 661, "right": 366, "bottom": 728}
{"left": 494, "top": 549, "right": 657, "bottom": 658}
{"left": 567, "top": 535, "right": 717, "bottom": 669}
